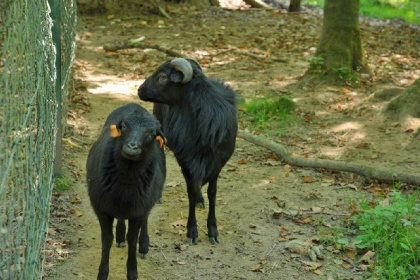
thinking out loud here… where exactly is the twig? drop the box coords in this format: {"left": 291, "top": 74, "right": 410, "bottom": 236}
{"left": 158, "top": 6, "right": 171, "bottom": 19}
{"left": 234, "top": 50, "right": 289, "bottom": 63}
{"left": 305, "top": 211, "right": 349, "bottom": 216}
{"left": 103, "top": 41, "right": 182, "bottom": 57}
{"left": 237, "top": 130, "right": 420, "bottom": 186}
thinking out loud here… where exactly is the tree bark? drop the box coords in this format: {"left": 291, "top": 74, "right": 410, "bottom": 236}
{"left": 288, "top": 0, "right": 301, "bottom": 12}
{"left": 238, "top": 130, "right": 420, "bottom": 186}
{"left": 308, "top": 0, "right": 369, "bottom": 74}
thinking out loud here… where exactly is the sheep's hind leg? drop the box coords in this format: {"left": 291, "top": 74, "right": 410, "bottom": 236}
{"left": 196, "top": 188, "right": 205, "bottom": 209}
{"left": 97, "top": 214, "right": 114, "bottom": 280}
{"left": 138, "top": 214, "right": 150, "bottom": 259}
{"left": 207, "top": 178, "right": 219, "bottom": 244}
{"left": 126, "top": 218, "right": 142, "bottom": 280}
{"left": 115, "top": 219, "right": 126, "bottom": 247}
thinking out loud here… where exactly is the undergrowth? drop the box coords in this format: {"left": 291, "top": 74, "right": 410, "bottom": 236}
{"left": 239, "top": 95, "right": 300, "bottom": 136}
{"left": 320, "top": 190, "right": 420, "bottom": 279}
{"left": 305, "top": 0, "right": 420, "bottom": 24}
{"left": 53, "top": 176, "right": 71, "bottom": 192}
{"left": 352, "top": 191, "right": 420, "bottom": 279}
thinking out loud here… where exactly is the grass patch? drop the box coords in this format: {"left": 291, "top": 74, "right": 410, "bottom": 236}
{"left": 53, "top": 176, "right": 71, "bottom": 192}
{"left": 304, "top": 0, "right": 420, "bottom": 24}
{"left": 351, "top": 191, "right": 420, "bottom": 279}
{"left": 319, "top": 190, "right": 420, "bottom": 279}
{"left": 240, "top": 95, "right": 300, "bottom": 136}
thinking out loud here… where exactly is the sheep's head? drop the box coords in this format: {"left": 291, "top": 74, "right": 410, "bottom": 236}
{"left": 110, "top": 116, "right": 165, "bottom": 160}
{"left": 138, "top": 58, "right": 202, "bottom": 104}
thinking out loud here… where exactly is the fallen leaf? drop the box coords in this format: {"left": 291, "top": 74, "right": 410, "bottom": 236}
{"left": 313, "top": 269, "right": 324, "bottom": 275}
{"left": 238, "top": 158, "right": 247, "bottom": 165}
{"left": 171, "top": 220, "right": 187, "bottom": 228}
{"left": 359, "top": 250, "right": 376, "bottom": 264}
{"left": 302, "top": 176, "right": 316, "bottom": 183}
{"left": 250, "top": 264, "right": 264, "bottom": 272}
{"left": 70, "top": 195, "right": 82, "bottom": 204}
{"left": 356, "top": 142, "right": 370, "bottom": 148}
{"left": 69, "top": 208, "right": 84, "bottom": 217}
{"left": 301, "top": 260, "right": 323, "bottom": 270}
{"left": 342, "top": 263, "right": 352, "bottom": 269}
{"left": 296, "top": 216, "right": 312, "bottom": 224}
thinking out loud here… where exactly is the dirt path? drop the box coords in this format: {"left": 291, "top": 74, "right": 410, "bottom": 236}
{"left": 43, "top": 5, "right": 419, "bottom": 280}
{"left": 48, "top": 92, "right": 363, "bottom": 280}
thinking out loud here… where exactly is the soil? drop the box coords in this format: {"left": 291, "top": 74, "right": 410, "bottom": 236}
{"left": 43, "top": 4, "right": 420, "bottom": 280}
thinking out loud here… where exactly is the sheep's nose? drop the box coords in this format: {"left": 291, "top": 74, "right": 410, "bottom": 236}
{"left": 123, "top": 142, "right": 142, "bottom": 157}
{"left": 127, "top": 142, "right": 139, "bottom": 151}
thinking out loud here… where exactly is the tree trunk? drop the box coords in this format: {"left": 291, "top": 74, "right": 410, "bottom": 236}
{"left": 288, "top": 0, "right": 301, "bottom": 12}
{"left": 385, "top": 78, "right": 420, "bottom": 120}
{"left": 308, "top": 0, "right": 369, "bottom": 75}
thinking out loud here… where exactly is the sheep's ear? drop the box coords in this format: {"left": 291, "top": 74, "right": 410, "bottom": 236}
{"left": 110, "top": 124, "right": 121, "bottom": 138}
{"left": 170, "top": 71, "right": 184, "bottom": 83}
{"left": 155, "top": 130, "right": 167, "bottom": 148}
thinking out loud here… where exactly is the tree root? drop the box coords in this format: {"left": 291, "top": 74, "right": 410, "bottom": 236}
{"left": 238, "top": 130, "right": 420, "bottom": 186}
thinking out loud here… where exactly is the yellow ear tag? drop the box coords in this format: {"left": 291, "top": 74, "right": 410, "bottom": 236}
{"left": 110, "top": 124, "right": 121, "bottom": 138}
{"left": 155, "top": 135, "right": 167, "bottom": 149}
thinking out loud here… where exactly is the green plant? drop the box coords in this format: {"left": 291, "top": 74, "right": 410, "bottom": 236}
{"left": 309, "top": 56, "right": 325, "bottom": 74}
{"left": 331, "top": 67, "right": 360, "bottom": 83}
{"left": 351, "top": 191, "right": 420, "bottom": 279}
{"left": 305, "top": 0, "right": 420, "bottom": 24}
{"left": 241, "top": 95, "right": 299, "bottom": 135}
{"left": 54, "top": 176, "right": 71, "bottom": 192}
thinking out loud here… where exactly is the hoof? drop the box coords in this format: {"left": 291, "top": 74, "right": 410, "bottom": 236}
{"left": 196, "top": 202, "right": 205, "bottom": 209}
{"left": 116, "top": 242, "right": 126, "bottom": 248}
{"left": 140, "top": 253, "right": 147, "bottom": 259}
{"left": 187, "top": 237, "right": 199, "bottom": 245}
{"left": 209, "top": 237, "right": 220, "bottom": 244}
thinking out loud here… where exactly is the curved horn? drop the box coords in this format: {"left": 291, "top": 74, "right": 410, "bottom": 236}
{"left": 186, "top": 58, "right": 202, "bottom": 71}
{"left": 170, "top": 58, "right": 193, "bottom": 84}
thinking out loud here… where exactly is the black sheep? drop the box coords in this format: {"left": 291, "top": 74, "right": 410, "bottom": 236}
{"left": 86, "top": 103, "right": 166, "bottom": 280}
{"left": 138, "top": 58, "right": 238, "bottom": 245}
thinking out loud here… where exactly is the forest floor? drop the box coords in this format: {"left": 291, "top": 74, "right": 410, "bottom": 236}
{"left": 43, "top": 4, "right": 420, "bottom": 280}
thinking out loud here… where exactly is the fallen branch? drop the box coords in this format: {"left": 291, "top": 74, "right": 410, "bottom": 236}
{"left": 103, "top": 41, "right": 182, "bottom": 57}
{"left": 238, "top": 130, "right": 420, "bottom": 186}
{"left": 234, "top": 50, "right": 289, "bottom": 63}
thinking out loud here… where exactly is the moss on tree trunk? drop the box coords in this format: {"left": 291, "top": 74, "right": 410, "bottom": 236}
{"left": 309, "top": 0, "right": 369, "bottom": 75}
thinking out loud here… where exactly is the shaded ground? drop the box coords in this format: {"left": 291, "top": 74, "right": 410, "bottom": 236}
{"left": 43, "top": 5, "right": 420, "bottom": 280}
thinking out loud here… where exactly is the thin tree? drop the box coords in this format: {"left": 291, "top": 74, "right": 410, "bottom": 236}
{"left": 308, "top": 0, "right": 369, "bottom": 76}
{"left": 288, "top": 0, "right": 301, "bottom": 12}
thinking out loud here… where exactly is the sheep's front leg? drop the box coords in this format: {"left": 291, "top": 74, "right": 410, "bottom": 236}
{"left": 138, "top": 214, "right": 150, "bottom": 258}
{"left": 207, "top": 177, "right": 219, "bottom": 244}
{"left": 185, "top": 180, "right": 201, "bottom": 245}
{"left": 126, "top": 218, "right": 142, "bottom": 280}
{"left": 116, "top": 219, "right": 126, "bottom": 247}
{"left": 97, "top": 214, "right": 114, "bottom": 280}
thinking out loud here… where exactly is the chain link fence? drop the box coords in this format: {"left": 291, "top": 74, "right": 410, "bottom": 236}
{"left": 0, "top": 1, "right": 77, "bottom": 279}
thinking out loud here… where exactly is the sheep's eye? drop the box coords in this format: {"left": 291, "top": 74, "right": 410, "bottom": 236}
{"left": 121, "top": 122, "right": 127, "bottom": 131}
{"left": 157, "top": 73, "right": 168, "bottom": 84}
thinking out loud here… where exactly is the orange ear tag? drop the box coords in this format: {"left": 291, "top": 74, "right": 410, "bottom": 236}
{"left": 110, "top": 124, "right": 121, "bottom": 138}
{"left": 155, "top": 135, "right": 167, "bottom": 149}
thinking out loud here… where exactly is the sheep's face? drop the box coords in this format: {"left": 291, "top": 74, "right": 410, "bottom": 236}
{"left": 114, "top": 116, "right": 164, "bottom": 161}
{"left": 138, "top": 61, "right": 190, "bottom": 105}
